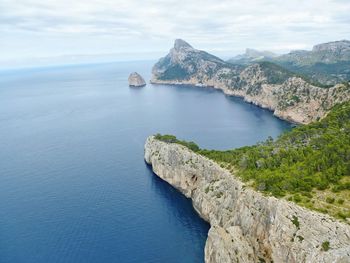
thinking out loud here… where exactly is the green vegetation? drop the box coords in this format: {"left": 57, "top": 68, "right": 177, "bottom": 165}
{"left": 154, "top": 134, "right": 200, "bottom": 152}
{"left": 258, "top": 61, "right": 295, "bottom": 84}
{"left": 291, "top": 215, "right": 300, "bottom": 228}
{"left": 297, "top": 235, "right": 304, "bottom": 242}
{"left": 276, "top": 60, "right": 350, "bottom": 87}
{"left": 154, "top": 102, "right": 350, "bottom": 220}
{"left": 199, "top": 102, "right": 350, "bottom": 198}
{"left": 321, "top": 241, "right": 330, "bottom": 251}
{"left": 159, "top": 64, "right": 190, "bottom": 80}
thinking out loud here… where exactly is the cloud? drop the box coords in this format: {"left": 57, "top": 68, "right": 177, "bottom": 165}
{"left": 0, "top": 0, "right": 349, "bottom": 62}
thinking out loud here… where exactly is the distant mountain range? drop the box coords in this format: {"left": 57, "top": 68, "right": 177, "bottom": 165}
{"left": 151, "top": 39, "right": 350, "bottom": 124}
{"left": 228, "top": 40, "right": 350, "bottom": 85}
{"left": 228, "top": 48, "right": 278, "bottom": 64}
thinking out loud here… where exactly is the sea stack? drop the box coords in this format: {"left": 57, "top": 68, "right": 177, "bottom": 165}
{"left": 128, "top": 72, "right": 146, "bottom": 87}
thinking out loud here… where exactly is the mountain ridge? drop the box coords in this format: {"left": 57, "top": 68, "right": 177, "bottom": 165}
{"left": 228, "top": 40, "right": 350, "bottom": 85}
{"left": 151, "top": 39, "right": 350, "bottom": 124}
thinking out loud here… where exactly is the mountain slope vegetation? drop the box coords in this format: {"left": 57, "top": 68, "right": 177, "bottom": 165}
{"left": 152, "top": 39, "right": 350, "bottom": 124}
{"left": 155, "top": 102, "right": 350, "bottom": 221}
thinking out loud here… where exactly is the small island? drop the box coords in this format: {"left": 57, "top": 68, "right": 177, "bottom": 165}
{"left": 128, "top": 72, "right": 146, "bottom": 87}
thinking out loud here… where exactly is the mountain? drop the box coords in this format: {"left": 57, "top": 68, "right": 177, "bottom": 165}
{"left": 278, "top": 40, "right": 350, "bottom": 66}
{"left": 227, "top": 48, "right": 277, "bottom": 65}
{"left": 228, "top": 40, "right": 350, "bottom": 85}
{"left": 152, "top": 39, "right": 350, "bottom": 124}
{"left": 152, "top": 39, "right": 236, "bottom": 82}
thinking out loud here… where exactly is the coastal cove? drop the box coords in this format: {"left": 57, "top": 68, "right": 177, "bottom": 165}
{"left": 0, "top": 61, "right": 291, "bottom": 263}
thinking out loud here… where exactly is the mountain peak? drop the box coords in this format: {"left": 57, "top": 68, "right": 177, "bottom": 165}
{"left": 312, "top": 40, "right": 350, "bottom": 52}
{"left": 174, "top": 39, "right": 193, "bottom": 50}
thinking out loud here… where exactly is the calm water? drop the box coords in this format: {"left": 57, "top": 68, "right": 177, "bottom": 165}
{"left": 0, "top": 61, "right": 291, "bottom": 263}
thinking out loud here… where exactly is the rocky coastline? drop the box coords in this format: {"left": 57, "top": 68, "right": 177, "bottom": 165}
{"left": 151, "top": 40, "right": 350, "bottom": 124}
{"left": 144, "top": 136, "right": 350, "bottom": 263}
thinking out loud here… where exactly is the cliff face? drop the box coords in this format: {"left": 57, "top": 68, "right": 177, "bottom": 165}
{"left": 151, "top": 40, "right": 350, "bottom": 124}
{"left": 128, "top": 72, "right": 146, "bottom": 87}
{"left": 144, "top": 136, "right": 350, "bottom": 263}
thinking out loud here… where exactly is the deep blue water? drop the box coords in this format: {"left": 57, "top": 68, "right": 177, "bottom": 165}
{"left": 0, "top": 61, "right": 291, "bottom": 263}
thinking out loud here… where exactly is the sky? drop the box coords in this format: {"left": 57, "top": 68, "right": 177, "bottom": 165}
{"left": 1, "top": 0, "right": 350, "bottom": 67}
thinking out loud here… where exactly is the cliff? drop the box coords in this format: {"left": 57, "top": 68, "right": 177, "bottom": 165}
{"left": 144, "top": 136, "right": 350, "bottom": 263}
{"left": 128, "top": 72, "right": 146, "bottom": 87}
{"left": 151, "top": 40, "right": 350, "bottom": 124}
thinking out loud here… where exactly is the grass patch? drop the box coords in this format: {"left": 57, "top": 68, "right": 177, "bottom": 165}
{"left": 291, "top": 215, "right": 300, "bottom": 228}
{"left": 321, "top": 241, "right": 330, "bottom": 251}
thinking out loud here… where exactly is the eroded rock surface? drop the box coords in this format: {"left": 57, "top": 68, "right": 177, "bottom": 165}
{"left": 144, "top": 136, "right": 350, "bottom": 263}
{"left": 128, "top": 72, "right": 146, "bottom": 87}
{"left": 151, "top": 40, "right": 350, "bottom": 124}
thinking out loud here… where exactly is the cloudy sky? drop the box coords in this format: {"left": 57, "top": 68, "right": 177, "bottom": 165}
{"left": 1, "top": 0, "right": 350, "bottom": 66}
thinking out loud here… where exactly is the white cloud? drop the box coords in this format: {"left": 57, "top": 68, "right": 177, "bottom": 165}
{"left": 0, "top": 0, "right": 349, "bottom": 63}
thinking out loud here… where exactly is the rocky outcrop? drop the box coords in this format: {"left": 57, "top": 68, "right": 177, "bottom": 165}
{"left": 144, "top": 136, "right": 350, "bottom": 263}
{"left": 128, "top": 72, "right": 146, "bottom": 87}
{"left": 151, "top": 40, "right": 350, "bottom": 123}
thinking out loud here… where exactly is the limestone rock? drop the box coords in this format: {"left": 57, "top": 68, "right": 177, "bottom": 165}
{"left": 151, "top": 40, "right": 350, "bottom": 124}
{"left": 128, "top": 72, "right": 146, "bottom": 87}
{"left": 144, "top": 136, "right": 350, "bottom": 263}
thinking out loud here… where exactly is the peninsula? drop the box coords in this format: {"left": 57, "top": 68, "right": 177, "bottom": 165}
{"left": 145, "top": 39, "right": 350, "bottom": 262}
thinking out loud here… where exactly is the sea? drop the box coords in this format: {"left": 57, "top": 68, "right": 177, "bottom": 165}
{"left": 0, "top": 61, "right": 291, "bottom": 263}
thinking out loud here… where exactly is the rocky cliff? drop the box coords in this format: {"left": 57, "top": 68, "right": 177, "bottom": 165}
{"left": 128, "top": 72, "right": 146, "bottom": 87}
{"left": 144, "top": 136, "right": 350, "bottom": 263}
{"left": 151, "top": 40, "right": 350, "bottom": 124}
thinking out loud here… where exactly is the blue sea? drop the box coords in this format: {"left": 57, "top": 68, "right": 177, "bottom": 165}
{"left": 0, "top": 61, "right": 291, "bottom": 263}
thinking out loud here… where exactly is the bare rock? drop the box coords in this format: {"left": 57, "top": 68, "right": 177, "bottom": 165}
{"left": 128, "top": 72, "right": 146, "bottom": 87}
{"left": 151, "top": 40, "right": 350, "bottom": 124}
{"left": 144, "top": 136, "right": 350, "bottom": 263}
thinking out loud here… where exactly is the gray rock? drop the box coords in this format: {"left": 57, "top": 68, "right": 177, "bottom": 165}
{"left": 128, "top": 72, "right": 146, "bottom": 87}
{"left": 144, "top": 136, "right": 350, "bottom": 263}
{"left": 151, "top": 40, "right": 350, "bottom": 124}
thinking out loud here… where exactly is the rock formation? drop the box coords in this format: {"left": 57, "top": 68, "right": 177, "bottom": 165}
{"left": 144, "top": 136, "right": 350, "bottom": 263}
{"left": 151, "top": 39, "right": 350, "bottom": 124}
{"left": 128, "top": 72, "right": 146, "bottom": 87}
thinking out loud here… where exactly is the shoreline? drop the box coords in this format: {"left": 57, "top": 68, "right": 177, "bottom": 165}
{"left": 150, "top": 80, "right": 302, "bottom": 125}
{"left": 144, "top": 136, "right": 350, "bottom": 263}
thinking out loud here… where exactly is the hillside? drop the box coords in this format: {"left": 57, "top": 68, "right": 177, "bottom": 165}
{"left": 151, "top": 39, "right": 350, "bottom": 124}
{"left": 228, "top": 40, "right": 350, "bottom": 85}
{"left": 155, "top": 102, "right": 350, "bottom": 221}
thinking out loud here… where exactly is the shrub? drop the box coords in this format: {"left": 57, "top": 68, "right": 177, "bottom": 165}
{"left": 321, "top": 241, "right": 330, "bottom": 251}
{"left": 326, "top": 197, "right": 335, "bottom": 204}
{"left": 291, "top": 215, "right": 300, "bottom": 228}
{"left": 337, "top": 199, "right": 345, "bottom": 205}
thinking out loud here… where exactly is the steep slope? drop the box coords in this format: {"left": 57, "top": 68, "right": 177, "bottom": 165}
{"left": 197, "top": 102, "right": 350, "bottom": 219}
{"left": 151, "top": 40, "right": 350, "bottom": 124}
{"left": 277, "top": 40, "right": 350, "bottom": 66}
{"left": 274, "top": 40, "right": 350, "bottom": 85}
{"left": 227, "top": 40, "right": 350, "bottom": 85}
{"left": 152, "top": 39, "right": 241, "bottom": 82}
{"left": 145, "top": 135, "right": 350, "bottom": 263}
